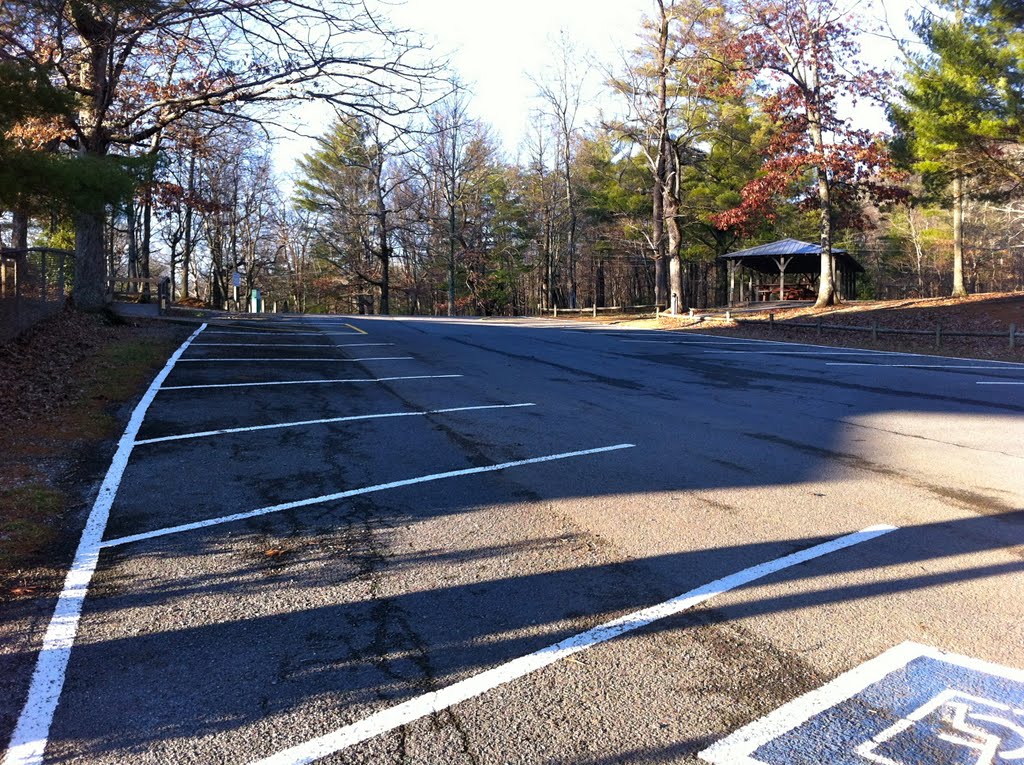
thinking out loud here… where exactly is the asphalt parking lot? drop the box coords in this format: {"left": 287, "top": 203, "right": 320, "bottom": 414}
{"left": 4, "top": 314, "right": 1023, "bottom": 765}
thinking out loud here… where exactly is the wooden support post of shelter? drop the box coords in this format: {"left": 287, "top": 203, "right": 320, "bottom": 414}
{"left": 773, "top": 256, "right": 793, "bottom": 301}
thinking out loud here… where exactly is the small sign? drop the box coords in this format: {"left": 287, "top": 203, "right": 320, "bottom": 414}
{"left": 700, "top": 642, "right": 1024, "bottom": 765}
{"left": 232, "top": 272, "right": 241, "bottom": 288}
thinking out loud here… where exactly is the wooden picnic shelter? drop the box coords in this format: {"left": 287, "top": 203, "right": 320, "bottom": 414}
{"left": 718, "top": 238, "right": 864, "bottom": 305}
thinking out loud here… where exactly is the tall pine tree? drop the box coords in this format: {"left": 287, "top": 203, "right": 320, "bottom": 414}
{"left": 893, "top": 0, "right": 1023, "bottom": 296}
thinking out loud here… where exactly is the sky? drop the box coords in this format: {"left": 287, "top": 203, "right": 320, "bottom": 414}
{"left": 273, "top": 0, "right": 917, "bottom": 173}
{"left": 388, "top": 0, "right": 653, "bottom": 155}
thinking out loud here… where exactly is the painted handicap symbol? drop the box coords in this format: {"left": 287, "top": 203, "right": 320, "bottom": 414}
{"left": 857, "top": 690, "right": 1024, "bottom": 765}
{"left": 699, "top": 643, "right": 1024, "bottom": 765}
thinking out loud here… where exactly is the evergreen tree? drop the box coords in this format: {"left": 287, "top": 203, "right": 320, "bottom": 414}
{"left": 893, "top": 0, "right": 1024, "bottom": 296}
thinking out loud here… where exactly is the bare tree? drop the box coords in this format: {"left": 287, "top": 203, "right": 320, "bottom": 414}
{"left": 424, "top": 86, "right": 495, "bottom": 316}
{"left": 531, "top": 31, "right": 587, "bottom": 308}
{"left": 0, "top": 0, "right": 441, "bottom": 309}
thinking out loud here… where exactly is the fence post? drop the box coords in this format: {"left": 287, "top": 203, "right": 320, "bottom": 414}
{"left": 13, "top": 254, "right": 21, "bottom": 313}
{"left": 816, "top": 318, "right": 822, "bottom": 336}
{"left": 1011, "top": 323, "right": 1017, "bottom": 351}
{"left": 935, "top": 323, "right": 942, "bottom": 348}
{"left": 553, "top": 305, "right": 558, "bottom": 318}
{"left": 725, "top": 310, "right": 731, "bottom": 321}
{"left": 871, "top": 320, "right": 878, "bottom": 341}
{"left": 41, "top": 251, "right": 47, "bottom": 301}
{"left": 769, "top": 312, "right": 774, "bottom": 330}
{"left": 593, "top": 303, "right": 597, "bottom": 318}
{"left": 58, "top": 252, "right": 65, "bottom": 299}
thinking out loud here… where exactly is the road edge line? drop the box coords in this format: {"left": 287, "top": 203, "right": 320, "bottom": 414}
{"left": 1, "top": 323, "right": 207, "bottom": 765}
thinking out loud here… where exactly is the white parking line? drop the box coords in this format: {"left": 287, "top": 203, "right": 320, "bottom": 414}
{"left": 177, "top": 357, "right": 413, "bottom": 363}
{"left": 827, "top": 362, "right": 1023, "bottom": 370}
{"left": 619, "top": 339, "right": 768, "bottom": 345}
{"left": 99, "top": 444, "right": 636, "bottom": 548}
{"left": 191, "top": 343, "right": 394, "bottom": 348}
{"left": 249, "top": 524, "right": 898, "bottom": 765}
{"left": 977, "top": 381, "right": 1024, "bottom": 385}
{"left": 160, "top": 374, "right": 463, "bottom": 391}
{"left": 134, "top": 403, "right": 537, "bottom": 445}
{"left": 203, "top": 331, "right": 363, "bottom": 336}
{"left": 704, "top": 350, "right": 875, "bottom": 356}
{"left": 1, "top": 323, "right": 207, "bottom": 765}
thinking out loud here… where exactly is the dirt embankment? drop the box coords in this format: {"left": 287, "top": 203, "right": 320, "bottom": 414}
{"left": 0, "top": 309, "right": 189, "bottom": 597}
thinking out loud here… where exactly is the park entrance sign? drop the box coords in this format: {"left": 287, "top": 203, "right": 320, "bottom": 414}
{"left": 700, "top": 642, "right": 1024, "bottom": 765}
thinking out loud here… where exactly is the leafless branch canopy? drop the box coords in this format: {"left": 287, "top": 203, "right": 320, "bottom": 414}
{"left": 0, "top": 0, "right": 445, "bottom": 153}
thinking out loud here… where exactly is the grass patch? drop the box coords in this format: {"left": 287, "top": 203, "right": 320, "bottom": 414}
{"left": 61, "top": 337, "right": 178, "bottom": 440}
{"left": 0, "top": 485, "right": 65, "bottom": 567}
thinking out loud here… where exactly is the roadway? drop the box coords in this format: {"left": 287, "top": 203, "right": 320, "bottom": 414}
{"left": 4, "top": 314, "right": 1023, "bottom": 765}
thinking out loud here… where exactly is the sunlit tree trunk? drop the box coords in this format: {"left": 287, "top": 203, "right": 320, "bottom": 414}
{"left": 808, "top": 89, "right": 835, "bottom": 308}
{"left": 653, "top": 3, "right": 670, "bottom": 309}
{"left": 951, "top": 174, "right": 968, "bottom": 297}
{"left": 664, "top": 148, "right": 684, "bottom": 312}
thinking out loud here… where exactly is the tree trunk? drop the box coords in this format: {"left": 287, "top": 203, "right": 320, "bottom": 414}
{"left": 169, "top": 240, "right": 177, "bottom": 302}
{"left": 71, "top": 7, "right": 115, "bottom": 311}
{"left": 12, "top": 210, "right": 28, "bottom": 251}
{"left": 652, "top": 1, "right": 670, "bottom": 309}
{"left": 665, "top": 201, "right": 684, "bottom": 313}
{"left": 74, "top": 210, "right": 108, "bottom": 310}
{"left": 563, "top": 136, "right": 578, "bottom": 309}
{"left": 810, "top": 141, "right": 835, "bottom": 307}
{"left": 951, "top": 174, "right": 968, "bottom": 297}
{"left": 545, "top": 210, "right": 555, "bottom": 309}
{"left": 182, "top": 153, "right": 195, "bottom": 299}
{"left": 126, "top": 201, "right": 139, "bottom": 292}
{"left": 668, "top": 255, "right": 683, "bottom": 314}
{"left": 663, "top": 142, "right": 684, "bottom": 312}
{"left": 142, "top": 195, "right": 153, "bottom": 302}
{"left": 375, "top": 166, "right": 391, "bottom": 315}
{"left": 447, "top": 201, "right": 457, "bottom": 316}
{"left": 805, "top": 59, "right": 835, "bottom": 309}
{"left": 653, "top": 147, "right": 667, "bottom": 307}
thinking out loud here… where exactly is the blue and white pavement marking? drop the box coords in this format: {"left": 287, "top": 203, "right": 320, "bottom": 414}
{"left": 700, "top": 642, "right": 1024, "bottom": 765}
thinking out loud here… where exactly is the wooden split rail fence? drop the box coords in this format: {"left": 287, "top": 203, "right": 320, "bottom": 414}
{"left": 743, "top": 312, "right": 1021, "bottom": 350}
{"left": 108, "top": 275, "right": 171, "bottom": 308}
{"left": 516, "top": 303, "right": 1019, "bottom": 350}
{"left": 543, "top": 304, "right": 663, "bottom": 317}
